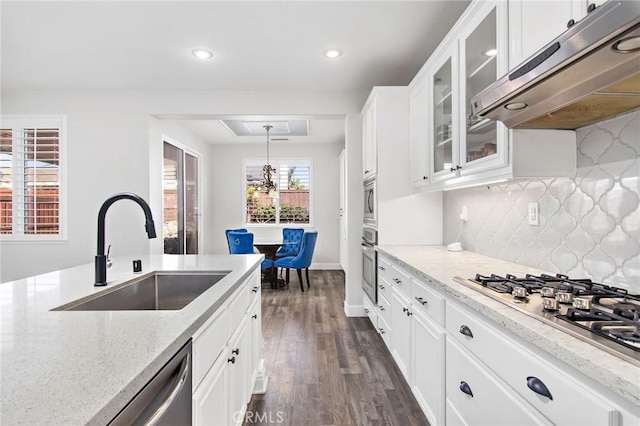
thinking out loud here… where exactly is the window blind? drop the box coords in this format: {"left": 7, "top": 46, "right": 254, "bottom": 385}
{"left": 0, "top": 119, "right": 62, "bottom": 237}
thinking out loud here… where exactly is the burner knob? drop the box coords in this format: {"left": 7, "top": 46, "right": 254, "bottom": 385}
{"left": 542, "top": 298, "right": 560, "bottom": 311}
{"left": 556, "top": 292, "right": 574, "bottom": 304}
{"left": 541, "top": 287, "right": 556, "bottom": 298}
{"left": 572, "top": 297, "right": 591, "bottom": 311}
{"left": 512, "top": 287, "right": 528, "bottom": 299}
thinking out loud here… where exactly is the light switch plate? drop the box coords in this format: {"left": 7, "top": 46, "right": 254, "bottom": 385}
{"left": 528, "top": 203, "right": 539, "bottom": 226}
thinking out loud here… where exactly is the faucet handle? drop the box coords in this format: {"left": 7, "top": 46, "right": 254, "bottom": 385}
{"left": 106, "top": 245, "right": 113, "bottom": 268}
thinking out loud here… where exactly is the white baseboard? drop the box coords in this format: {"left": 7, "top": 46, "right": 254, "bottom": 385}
{"left": 309, "top": 263, "right": 342, "bottom": 270}
{"left": 344, "top": 300, "right": 366, "bottom": 317}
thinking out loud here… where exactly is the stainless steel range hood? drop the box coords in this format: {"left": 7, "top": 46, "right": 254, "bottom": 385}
{"left": 471, "top": 1, "right": 640, "bottom": 130}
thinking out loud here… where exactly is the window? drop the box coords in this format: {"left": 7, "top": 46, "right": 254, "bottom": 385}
{"left": 244, "top": 159, "right": 311, "bottom": 225}
{"left": 0, "top": 117, "right": 65, "bottom": 239}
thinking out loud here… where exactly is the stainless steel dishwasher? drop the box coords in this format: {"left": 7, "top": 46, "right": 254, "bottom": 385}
{"left": 110, "top": 339, "right": 192, "bottom": 426}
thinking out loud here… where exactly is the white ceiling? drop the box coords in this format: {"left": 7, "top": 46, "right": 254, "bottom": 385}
{"left": 1, "top": 1, "right": 470, "bottom": 145}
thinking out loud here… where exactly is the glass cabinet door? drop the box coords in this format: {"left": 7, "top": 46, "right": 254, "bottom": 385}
{"left": 432, "top": 54, "right": 455, "bottom": 177}
{"left": 460, "top": 5, "right": 503, "bottom": 168}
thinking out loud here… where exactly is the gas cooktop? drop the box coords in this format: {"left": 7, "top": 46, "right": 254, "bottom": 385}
{"left": 453, "top": 273, "right": 640, "bottom": 367}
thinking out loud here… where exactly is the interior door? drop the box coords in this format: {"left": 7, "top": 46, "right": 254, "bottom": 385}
{"left": 163, "top": 141, "right": 201, "bottom": 254}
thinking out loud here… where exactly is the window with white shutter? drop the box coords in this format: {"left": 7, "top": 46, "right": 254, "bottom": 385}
{"left": 244, "top": 159, "right": 312, "bottom": 225}
{"left": 0, "top": 117, "right": 65, "bottom": 240}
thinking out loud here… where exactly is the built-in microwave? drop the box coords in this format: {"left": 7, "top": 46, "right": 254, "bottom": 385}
{"left": 363, "top": 179, "right": 376, "bottom": 227}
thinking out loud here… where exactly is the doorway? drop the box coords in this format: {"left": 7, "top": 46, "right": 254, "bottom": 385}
{"left": 162, "top": 139, "right": 201, "bottom": 254}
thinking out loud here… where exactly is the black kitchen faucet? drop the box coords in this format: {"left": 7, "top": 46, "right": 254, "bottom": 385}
{"left": 95, "top": 193, "right": 156, "bottom": 286}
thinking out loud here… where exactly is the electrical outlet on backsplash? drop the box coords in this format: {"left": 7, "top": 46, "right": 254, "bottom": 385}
{"left": 443, "top": 111, "right": 640, "bottom": 293}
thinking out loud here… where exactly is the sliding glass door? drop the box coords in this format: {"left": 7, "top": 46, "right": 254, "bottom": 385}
{"left": 163, "top": 141, "right": 200, "bottom": 254}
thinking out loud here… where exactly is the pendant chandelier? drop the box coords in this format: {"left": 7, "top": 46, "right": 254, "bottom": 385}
{"left": 259, "top": 125, "right": 277, "bottom": 194}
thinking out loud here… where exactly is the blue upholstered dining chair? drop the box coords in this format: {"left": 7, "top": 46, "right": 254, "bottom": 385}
{"left": 226, "top": 231, "right": 274, "bottom": 281}
{"left": 274, "top": 231, "right": 318, "bottom": 292}
{"left": 275, "top": 228, "right": 304, "bottom": 258}
{"left": 225, "top": 228, "right": 247, "bottom": 253}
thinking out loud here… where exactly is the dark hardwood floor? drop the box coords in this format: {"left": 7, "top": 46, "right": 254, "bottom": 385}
{"left": 244, "top": 270, "right": 429, "bottom": 426}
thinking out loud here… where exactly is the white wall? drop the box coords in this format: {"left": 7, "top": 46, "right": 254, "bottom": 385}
{"left": 207, "top": 142, "right": 342, "bottom": 267}
{"left": 1, "top": 89, "right": 366, "bottom": 312}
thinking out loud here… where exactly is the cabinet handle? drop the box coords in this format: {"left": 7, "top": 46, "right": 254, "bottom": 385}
{"left": 459, "top": 325, "right": 474, "bottom": 338}
{"left": 379, "top": 305, "right": 385, "bottom": 311}
{"left": 378, "top": 328, "right": 385, "bottom": 335}
{"left": 392, "top": 278, "right": 402, "bottom": 284}
{"left": 423, "top": 176, "right": 428, "bottom": 180}
{"left": 228, "top": 356, "right": 236, "bottom": 364}
{"left": 415, "top": 297, "right": 428, "bottom": 305}
{"left": 402, "top": 307, "right": 409, "bottom": 313}
{"left": 567, "top": 18, "right": 576, "bottom": 28}
{"left": 365, "top": 170, "right": 371, "bottom": 174}
{"left": 365, "top": 308, "right": 370, "bottom": 314}
{"left": 456, "top": 165, "right": 462, "bottom": 170}
{"left": 526, "top": 376, "right": 553, "bottom": 400}
{"left": 379, "top": 266, "right": 386, "bottom": 271}
{"left": 459, "top": 381, "right": 473, "bottom": 397}
{"left": 450, "top": 167, "right": 456, "bottom": 172}
{"left": 587, "top": 3, "right": 597, "bottom": 13}
{"left": 379, "top": 284, "right": 385, "bottom": 290}
{"left": 232, "top": 348, "right": 240, "bottom": 356}
{"left": 406, "top": 310, "right": 413, "bottom": 317}
{"left": 252, "top": 287, "right": 259, "bottom": 293}
{"left": 252, "top": 314, "right": 258, "bottom": 319}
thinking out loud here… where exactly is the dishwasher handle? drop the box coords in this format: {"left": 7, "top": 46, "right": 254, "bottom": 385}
{"left": 143, "top": 353, "right": 191, "bottom": 426}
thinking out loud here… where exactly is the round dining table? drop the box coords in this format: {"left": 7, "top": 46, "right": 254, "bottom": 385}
{"left": 254, "top": 241, "right": 296, "bottom": 289}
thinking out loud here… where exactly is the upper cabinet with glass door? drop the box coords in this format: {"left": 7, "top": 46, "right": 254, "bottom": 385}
{"left": 429, "top": 44, "right": 458, "bottom": 184}
{"left": 458, "top": 1, "right": 509, "bottom": 175}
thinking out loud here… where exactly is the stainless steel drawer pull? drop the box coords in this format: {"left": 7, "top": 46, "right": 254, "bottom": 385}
{"left": 415, "top": 297, "right": 428, "bottom": 305}
{"left": 459, "top": 325, "right": 474, "bottom": 338}
{"left": 526, "top": 376, "right": 553, "bottom": 400}
{"left": 459, "top": 381, "right": 473, "bottom": 397}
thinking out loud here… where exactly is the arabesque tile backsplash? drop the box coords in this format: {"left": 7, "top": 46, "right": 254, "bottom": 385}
{"left": 444, "top": 111, "right": 639, "bottom": 293}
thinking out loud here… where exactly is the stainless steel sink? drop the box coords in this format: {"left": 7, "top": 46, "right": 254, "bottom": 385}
{"left": 52, "top": 271, "right": 230, "bottom": 311}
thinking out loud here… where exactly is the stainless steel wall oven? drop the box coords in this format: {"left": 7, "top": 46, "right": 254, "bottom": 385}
{"left": 362, "top": 226, "right": 378, "bottom": 304}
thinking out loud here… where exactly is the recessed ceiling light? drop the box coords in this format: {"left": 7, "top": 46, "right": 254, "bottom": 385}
{"left": 613, "top": 36, "right": 640, "bottom": 53}
{"left": 191, "top": 49, "right": 214, "bottom": 60}
{"left": 483, "top": 48, "right": 498, "bottom": 57}
{"left": 323, "top": 49, "right": 343, "bottom": 59}
{"left": 505, "top": 102, "right": 528, "bottom": 110}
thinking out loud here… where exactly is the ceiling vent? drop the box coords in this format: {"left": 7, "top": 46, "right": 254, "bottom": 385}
{"left": 220, "top": 119, "right": 309, "bottom": 136}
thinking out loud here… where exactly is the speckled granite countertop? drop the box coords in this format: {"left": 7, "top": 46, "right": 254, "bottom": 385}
{"left": 376, "top": 245, "right": 640, "bottom": 407}
{"left": 0, "top": 254, "right": 263, "bottom": 425}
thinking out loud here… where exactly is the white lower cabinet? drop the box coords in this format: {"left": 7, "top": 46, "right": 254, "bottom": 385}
{"left": 192, "top": 347, "right": 230, "bottom": 426}
{"left": 192, "top": 269, "right": 264, "bottom": 426}
{"left": 391, "top": 287, "right": 412, "bottom": 380}
{"left": 366, "top": 256, "right": 634, "bottom": 426}
{"left": 411, "top": 308, "right": 445, "bottom": 426}
{"left": 446, "top": 338, "right": 549, "bottom": 426}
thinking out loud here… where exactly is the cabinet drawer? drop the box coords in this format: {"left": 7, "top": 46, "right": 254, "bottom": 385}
{"left": 364, "top": 295, "right": 378, "bottom": 329}
{"left": 389, "top": 264, "right": 411, "bottom": 296}
{"left": 377, "top": 292, "right": 392, "bottom": 328}
{"left": 377, "top": 275, "right": 392, "bottom": 302}
{"left": 411, "top": 277, "right": 445, "bottom": 326}
{"left": 377, "top": 314, "right": 392, "bottom": 350}
{"left": 228, "top": 280, "right": 251, "bottom": 330}
{"left": 193, "top": 308, "right": 229, "bottom": 390}
{"left": 247, "top": 271, "right": 260, "bottom": 305}
{"left": 446, "top": 339, "right": 548, "bottom": 426}
{"left": 447, "top": 302, "right": 618, "bottom": 426}
{"left": 377, "top": 256, "right": 392, "bottom": 282}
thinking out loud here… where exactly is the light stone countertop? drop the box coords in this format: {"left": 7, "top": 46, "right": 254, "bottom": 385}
{"left": 0, "top": 254, "right": 263, "bottom": 425}
{"left": 376, "top": 245, "right": 640, "bottom": 408}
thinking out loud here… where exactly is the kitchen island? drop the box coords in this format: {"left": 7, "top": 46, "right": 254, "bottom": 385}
{"left": 375, "top": 245, "right": 640, "bottom": 425}
{"left": 0, "top": 254, "right": 264, "bottom": 425}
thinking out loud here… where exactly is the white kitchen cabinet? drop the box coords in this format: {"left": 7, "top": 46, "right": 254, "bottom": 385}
{"left": 446, "top": 338, "right": 550, "bottom": 426}
{"left": 362, "top": 97, "right": 377, "bottom": 180}
{"left": 410, "top": 0, "right": 577, "bottom": 192}
{"left": 411, "top": 307, "right": 445, "bottom": 426}
{"left": 227, "top": 316, "right": 250, "bottom": 426}
{"left": 391, "top": 287, "right": 412, "bottom": 380}
{"left": 192, "top": 346, "right": 230, "bottom": 426}
{"left": 409, "top": 76, "right": 431, "bottom": 189}
{"left": 508, "top": 0, "right": 588, "bottom": 68}
{"left": 192, "top": 269, "right": 265, "bottom": 426}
